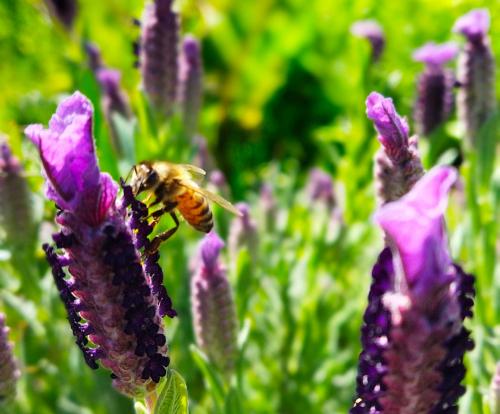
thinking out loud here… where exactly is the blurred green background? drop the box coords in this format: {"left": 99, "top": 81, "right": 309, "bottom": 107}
{"left": 0, "top": 0, "right": 499, "bottom": 413}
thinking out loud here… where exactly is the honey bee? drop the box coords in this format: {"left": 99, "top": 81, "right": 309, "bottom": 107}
{"left": 130, "top": 161, "right": 241, "bottom": 252}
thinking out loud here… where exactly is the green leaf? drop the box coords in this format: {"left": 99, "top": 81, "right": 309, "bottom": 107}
{"left": 476, "top": 111, "right": 499, "bottom": 189}
{"left": 153, "top": 369, "right": 189, "bottom": 414}
{"left": 111, "top": 112, "right": 137, "bottom": 177}
{"left": 189, "top": 344, "right": 225, "bottom": 411}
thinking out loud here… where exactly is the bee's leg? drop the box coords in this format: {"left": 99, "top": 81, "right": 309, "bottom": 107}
{"left": 145, "top": 212, "right": 180, "bottom": 255}
{"left": 146, "top": 201, "right": 177, "bottom": 225}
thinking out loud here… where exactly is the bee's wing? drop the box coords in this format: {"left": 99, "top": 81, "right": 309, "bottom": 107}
{"left": 179, "top": 180, "right": 242, "bottom": 216}
{"left": 179, "top": 164, "right": 206, "bottom": 180}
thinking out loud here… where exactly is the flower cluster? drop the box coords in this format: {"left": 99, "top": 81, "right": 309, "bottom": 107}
{"left": 351, "top": 166, "right": 475, "bottom": 413}
{"left": 351, "top": 20, "right": 385, "bottom": 62}
{"left": 0, "top": 313, "right": 20, "bottom": 406}
{"left": 0, "top": 139, "right": 36, "bottom": 254}
{"left": 454, "top": 9, "right": 496, "bottom": 146}
{"left": 413, "top": 42, "right": 458, "bottom": 136}
{"left": 366, "top": 92, "right": 424, "bottom": 205}
{"left": 26, "top": 92, "right": 174, "bottom": 397}
{"left": 191, "top": 232, "right": 238, "bottom": 375}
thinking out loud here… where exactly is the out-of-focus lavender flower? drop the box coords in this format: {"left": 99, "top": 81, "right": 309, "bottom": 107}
{"left": 26, "top": 92, "right": 175, "bottom": 397}
{"left": 351, "top": 20, "right": 385, "bottom": 62}
{"left": 413, "top": 42, "right": 458, "bottom": 136}
{"left": 139, "top": 0, "right": 179, "bottom": 115}
{"left": 193, "top": 135, "right": 216, "bottom": 172}
{"left": 351, "top": 166, "right": 475, "bottom": 414}
{"left": 307, "top": 168, "right": 336, "bottom": 210}
{"left": 44, "top": 0, "right": 78, "bottom": 30}
{"left": 490, "top": 363, "right": 500, "bottom": 414}
{"left": 191, "top": 232, "right": 237, "bottom": 375}
{"left": 84, "top": 43, "right": 133, "bottom": 159}
{"left": 178, "top": 35, "right": 202, "bottom": 138}
{"left": 84, "top": 42, "right": 103, "bottom": 72}
{"left": 366, "top": 92, "right": 424, "bottom": 204}
{"left": 228, "top": 203, "right": 258, "bottom": 263}
{"left": 453, "top": 9, "right": 496, "bottom": 146}
{"left": 0, "top": 139, "right": 36, "bottom": 253}
{"left": 0, "top": 313, "right": 20, "bottom": 405}
{"left": 96, "top": 69, "right": 133, "bottom": 157}
{"left": 208, "top": 169, "right": 230, "bottom": 200}
{"left": 259, "top": 183, "right": 277, "bottom": 232}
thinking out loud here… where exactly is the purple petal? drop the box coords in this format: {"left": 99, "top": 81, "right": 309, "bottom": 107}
{"left": 96, "top": 69, "right": 122, "bottom": 94}
{"left": 453, "top": 9, "right": 490, "bottom": 40}
{"left": 366, "top": 92, "right": 409, "bottom": 155}
{"left": 413, "top": 42, "right": 459, "bottom": 66}
{"left": 374, "top": 166, "right": 457, "bottom": 288}
{"left": 350, "top": 20, "right": 383, "bottom": 39}
{"left": 25, "top": 92, "right": 116, "bottom": 225}
{"left": 200, "top": 231, "right": 225, "bottom": 271}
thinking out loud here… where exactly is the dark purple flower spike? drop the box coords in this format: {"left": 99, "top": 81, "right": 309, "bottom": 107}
{"left": 139, "top": 0, "right": 179, "bottom": 115}
{"left": 453, "top": 9, "right": 496, "bottom": 146}
{"left": 26, "top": 92, "right": 175, "bottom": 397}
{"left": 191, "top": 232, "right": 238, "bottom": 375}
{"left": 44, "top": 0, "right": 78, "bottom": 30}
{"left": 366, "top": 92, "right": 424, "bottom": 204}
{"left": 351, "top": 166, "right": 475, "bottom": 413}
{"left": 351, "top": 20, "right": 385, "bottom": 62}
{"left": 413, "top": 42, "right": 458, "bottom": 136}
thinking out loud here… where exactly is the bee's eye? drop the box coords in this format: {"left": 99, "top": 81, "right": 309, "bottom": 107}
{"left": 145, "top": 170, "right": 158, "bottom": 186}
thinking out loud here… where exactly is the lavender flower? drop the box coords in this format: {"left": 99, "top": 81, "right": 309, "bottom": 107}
{"left": 44, "top": 0, "right": 78, "bottom": 30}
{"left": 413, "top": 42, "right": 458, "bottom": 136}
{"left": 84, "top": 42, "right": 103, "bottom": 72}
{"left": 453, "top": 9, "right": 496, "bottom": 146}
{"left": 351, "top": 20, "right": 385, "bottom": 62}
{"left": 0, "top": 139, "right": 36, "bottom": 253}
{"left": 259, "top": 183, "right": 277, "bottom": 232}
{"left": 0, "top": 313, "right": 20, "bottom": 405}
{"left": 96, "top": 69, "right": 133, "bottom": 157}
{"left": 208, "top": 170, "right": 230, "bottom": 199}
{"left": 307, "top": 168, "right": 337, "bottom": 210}
{"left": 139, "top": 0, "right": 179, "bottom": 115}
{"left": 366, "top": 92, "right": 424, "bottom": 204}
{"left": 25, "top": 92, "right": 175, "bottom": 397}
{"left": 351, "top": 166, "right": 475, "bottom": 413}
{"left": 491, "top": 363, "right": 500, "bottom": 414}
{"left": 228, "top": 203, "right": 258, "bottom": 263}
{"left": 191, "top": 232, "right": 237, "bottom": 375}
{"left": 178, "top": 36, "right": 203, "bottom": 137}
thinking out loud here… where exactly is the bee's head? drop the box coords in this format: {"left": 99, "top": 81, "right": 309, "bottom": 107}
{"left": 130, "top": 162, "right": 159, "bottom": 195}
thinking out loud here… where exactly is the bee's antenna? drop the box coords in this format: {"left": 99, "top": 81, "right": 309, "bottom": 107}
{"left": 124, "top": 165, "right": 137, "bottom": 183}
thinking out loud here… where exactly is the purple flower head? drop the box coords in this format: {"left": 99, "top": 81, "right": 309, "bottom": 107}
{"left": 0, "top": 313, "right": 20, "bottom": 405}
{"left": 0, "top": 139, "right": 37, "bottom": 253}
{"left": 366, "top": 92, "right": 409, "bottom": 160}
{"left": 178, "top": 35, "right": 203, "bottom": 137}
{"left": 351, "top": 20, "right": 385, "bottom": 62}
{"left": 351, "top": 166, "right": 475, "bottom": 413}
{"left": 307, "top": 168, "right": 336, "bottom": 209}
{"left": 25, "top": 92, "right": 117, "bottom": 227}
{"left": 228, "top": 202, "right": 258, "bottom": 263}
{"left": 368, "top": 92, "right": 424, "bottom": 204}
{"left": 139, "top": 0, "right": 179, "bottom": 114}
{"left": 192, "top": 231, "right": 237, "bottom": 375}
{"left": 413, "top": 42, "right": 459, "bottom": 67}
{"left": 454, "top": 8, "right": 496, "bottom": 146}
{"left": 84, "top": 42, "right": 103, "bottom": 72}
{"left": 374, "top": 166, "right": 456, "bottom": 293}
{"left": 26, "top": 92, "right": 174, "bottom": 396}
{"left": 96, "top": 69, "right": 121, "bottom": 95}
{"left": 200, "top": 231, "right": 225, "bottom": 273}
{"left": 453, "top": 9, "right": 490, "bottom": 42}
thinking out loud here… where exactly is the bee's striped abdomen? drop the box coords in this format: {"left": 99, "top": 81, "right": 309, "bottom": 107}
{"left": 176, "top": 190, "right": 213, "bottom": 233}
